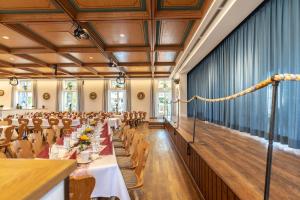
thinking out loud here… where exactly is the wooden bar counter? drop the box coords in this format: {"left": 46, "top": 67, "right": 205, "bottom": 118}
{"left": 165, "top": 117, "right": 300, "bottom": 200}
{"left": 0, "top": 159, "right": 76, "bottom": 200}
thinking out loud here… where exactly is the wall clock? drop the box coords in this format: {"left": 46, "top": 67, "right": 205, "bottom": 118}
{"left": 89, "top": 92, "right": 97, "bottom": 100}
{"left": 43, "top": 93, "right": 50, "bottom": 100}
{"left": 137, "top": 92, "right": 145, "bottom": 100}
{"left": 0, "top": 90, "right": 4, "bottom": 96}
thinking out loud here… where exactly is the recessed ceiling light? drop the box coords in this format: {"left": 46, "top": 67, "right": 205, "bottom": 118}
{"left": 9, "top": 57, "right": 15, "bottom": 61}
{"left": 120, "top": 34, "right": 125, "bottom": 38}
{"left": 2, "top": 36, "right": 9, "bottom": 40}
{"left": 89, "top": 56, "right": 93, "bottom": 59}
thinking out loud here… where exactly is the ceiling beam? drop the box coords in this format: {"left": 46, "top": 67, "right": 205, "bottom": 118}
{"left": 8, "top": 45, "right": 182, "bottom": 54}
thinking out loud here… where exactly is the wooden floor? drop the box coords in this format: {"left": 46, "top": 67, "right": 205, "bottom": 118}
{"left": 173, "top": 117, "right": 300, "bottom": 200}
{"left": 134, "top": 123, "right": 201, "bottom": 200}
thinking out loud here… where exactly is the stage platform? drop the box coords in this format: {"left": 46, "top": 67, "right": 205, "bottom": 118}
{"left": 164, "top": 117, "right": 300, "bottom": 200}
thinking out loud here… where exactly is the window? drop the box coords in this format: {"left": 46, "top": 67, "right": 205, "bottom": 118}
{"left": 156, "top": 80, "right": 172, "bottom": 117}
{"left": 62, "top": 80, "right": 78, "bottom": 111}
{"left": 108, "top": 80, "right": 127, "bottom": 112}
{"left": 16, "top": 80, "right": 33, "bottom": 109}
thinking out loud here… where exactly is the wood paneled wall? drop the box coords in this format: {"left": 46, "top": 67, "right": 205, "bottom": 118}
{"left": 165, "top": 121, "right": 240, "bottom": 200}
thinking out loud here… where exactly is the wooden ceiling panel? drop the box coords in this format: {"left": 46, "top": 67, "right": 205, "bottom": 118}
{"left": 159, "top": 20, "right": 193, "bottom": 45}
{"left": 61, "top": 67, "right": 90, "bottom": 73}
{"left": 124, "top": 66, "right": 150, "bottom": 72}
{"left": 157, "top": 0, "right": 204, "bottom": 10}
{"left": 114, "top": 52, "right": 148, "bottom": 62}
{"left": 23, "top": 22, "right": 93, "bottom": 47}
{"left": 156, "top": 66, "right": 171, "bottom": 72}
{"left": 10, "top": 68, "right": 32, "bottom": 73}
{"left": 92, "top": 21, "right": 147, "bottom": 45}
{"left": 29, "top": 53, "right": 72, "bottom": 64}
{"left": 157, "top": 51, "right": 177, "bottom": 62}
{"left": 0, "top": 54, "right": 33, "bottom": 64}
{"left": 69, "top": 53, "right": 108, "bottom": 63}
{"left": 0, "top": 0, "right": 57, "bottom": 12}
{"left": 73, "top": 0, "right": 144, "bottom": 10}
{"left": 0, "top": 24, "right": 41, "bottom": 48}
{"left": 93, "top": 67, "right": 119, "bottom": 73}
{"left": 27, "top": 67, "right": 53, "bottom": 73}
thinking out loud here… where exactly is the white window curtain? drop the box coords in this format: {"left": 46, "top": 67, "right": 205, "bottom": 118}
{"left": 32, "top": 80, "right": 38, "bottom": 108}
{"left": 56, "top": 79, "right": 62, "bottom": 112}
{"left": 103, "top": 80, "right": 109, "bottom": 112}
{"left": 77, "top": 80, "right": 84, "bottom": 112}
{"left": 150, "top": 78, "right": 155, "bottom": 118}
{"left": 126, "top": 80, "right": 131, "bottom": 112}
{"left": 11, "top": 85, "right": 16, "bottom": 109}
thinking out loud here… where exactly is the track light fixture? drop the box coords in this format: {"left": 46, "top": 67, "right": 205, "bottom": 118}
{"left": 9, "top": 76, "right": 18, "bottom": 86}
{"left": 116, "top": 72, "right": 126, "bottom": 85}
{"left": 73, "top": 24, "right": 89, "bottom": 40}
{"left": 108, "top": 59, "right": 118, "bottom": 68}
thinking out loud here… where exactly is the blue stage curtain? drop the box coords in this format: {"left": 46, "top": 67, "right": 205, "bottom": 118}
{"left": 187, "top": 0, "right": 300, "bottom": 149}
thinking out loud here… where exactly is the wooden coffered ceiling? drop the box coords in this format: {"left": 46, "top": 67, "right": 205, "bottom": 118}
{"left": 0, "top": 0, "right": 212, "bottom": 79}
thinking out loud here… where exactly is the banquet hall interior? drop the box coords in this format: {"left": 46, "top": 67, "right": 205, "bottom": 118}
{"left": 0, "top": 0, "right": 300, "bottom": 200}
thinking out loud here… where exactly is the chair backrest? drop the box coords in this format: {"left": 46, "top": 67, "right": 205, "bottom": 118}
{"left": 3, "top": 118, "right": 12, "bottom": 125}
{"left": 12, "top": 140, "right": 34, "bottom": 158}
{"left": 18, "top": 118, "right": 29, "bottom": 125}
{"left": 3, "top": 126, "right": 14, "bottom": 144}
{"left": 135, "top": 140, "right": 150, "bottom": 184}
{"left": 45, "top": 128, "right": 55, "bottom": 145}
{"left": 62, "top": 118, "right": 72, "bottom": 129}
{"left": 31, "top": 132, "right": 43, "bottom": 155}
{"left": 0, "top": 120, "right": 8, "bottom": 125}
{"left": 48, "top": 118, "right": 59, "bottom": 126}
{"left": 17, "top": 124, "right": 27, "bottom": 140}
{"left": 69, "top": 176, "right": 95, "bottom": 200}
{"left": 32, "top": 118, "right": 43, "bottom": 132}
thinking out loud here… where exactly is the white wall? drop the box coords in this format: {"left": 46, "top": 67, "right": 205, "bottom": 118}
{"left": 130, "top": 79, "right": 151, "bottom": 121}
{"left": 1, "top": 79, "right": 152, "bottom": 117}
{"left": 83, "top": 80, "right": 104, "bottom": 112}
{"left": 0, "top": 80, "right": 12, "bottom": 109}
{"left": 37, "top": 79, "right": 57, "bottom": 111}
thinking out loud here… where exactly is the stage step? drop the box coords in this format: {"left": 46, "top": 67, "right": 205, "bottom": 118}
{"left": 148, "top": 118, "right": 165, "bottom": 129}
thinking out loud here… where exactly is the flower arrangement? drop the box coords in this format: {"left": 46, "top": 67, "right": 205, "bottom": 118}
{"left": 79, "top": 134, "right": 90, "bottom": 151}
{"left": 83, "top": 127, "right": 93, "bottom": 134}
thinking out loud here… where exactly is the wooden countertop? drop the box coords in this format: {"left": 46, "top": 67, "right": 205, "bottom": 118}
{"left": 166, "top": 117, "right": 300, "bottom": 200}
{"left": 0, "top": 159, "right": 76, "bottom": 200}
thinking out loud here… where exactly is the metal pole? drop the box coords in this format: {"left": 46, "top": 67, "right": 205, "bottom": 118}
{"left": 192, "top": 98, "right": 197, "bottom": 143}
{"left": 264, "top": 80, "right": 279, "bottom": 200}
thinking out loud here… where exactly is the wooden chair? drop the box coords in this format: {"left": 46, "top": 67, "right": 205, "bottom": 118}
{"left": 3, "top": 118, "right": 12, "bottom": 125}
{"left": 32, "top": 118, "right": 43, "bottom": 134}
{"left": 17, "top": 124, "right": 27, "bottom": 140}
{"left": 121, "top": 140, "right": 150, "bottom": 191}
{"left": 45, "top": 128, "right": 55, "bottom": 145}
{"left": 69, "top": 175, "right": 96, "bottom": 200}
{"left": 18, "top": 118, "right": 29, "bottom": 126}
{"left": 0, "top": 151, "right": 6, "bottom": 158}
{"left": 11, "top": 140, "right": 34, "bottom": 158}
{"left": 48, "top": 118, "right": 59, "bottom": 127}
{"left": 0, "top": 120, "right": 8, "bottom": 125}
{"left": 62, "top": 118, "right": 72, "bottom": 135}
{"left": 0, "top": 126, "right": 14, "bottom": 155}
{"left": 31, "top": 132, "right": 43, "bottom": 156}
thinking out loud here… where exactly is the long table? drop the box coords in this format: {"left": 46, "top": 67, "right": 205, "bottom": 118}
{"left": 165, "top": 117, "right": 300, "bottom": 200}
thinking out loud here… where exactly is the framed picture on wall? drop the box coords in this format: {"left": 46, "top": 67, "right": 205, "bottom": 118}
{"left": 89, "top": 92, "right": 97, "bottom": 100}
{"left": 0, "top": 90, "right": 4, "bottom": 96}
{"left": 43, "top": 92, "right": 50, "bottom": 100}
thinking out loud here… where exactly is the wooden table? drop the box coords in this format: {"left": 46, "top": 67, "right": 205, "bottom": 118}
{"left": 0, "top": 159, "right": 76, "bottom": 200}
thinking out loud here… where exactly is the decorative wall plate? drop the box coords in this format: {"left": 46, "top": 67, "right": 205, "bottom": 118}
{"left": 89, "top": 92, "right": 97, "bottom": 100}
{"left": 137, "top": 92, "right": 145, "bottom": 100}
{"left": 43, "top": 92, "right": 50, "bottom": 100}
{"left": 0, "top": 90, "right": 4, "bottom": 96}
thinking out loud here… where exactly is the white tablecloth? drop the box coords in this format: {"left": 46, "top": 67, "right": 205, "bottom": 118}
{"left": 108, "top": 118, "right": 122, "bottom": 129}
{"left": 10, "top": 118, "right": 80, "bottom": 128}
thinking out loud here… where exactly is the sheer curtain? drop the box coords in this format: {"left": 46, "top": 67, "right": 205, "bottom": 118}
{"left": 32, "top": 80, "right": 37, "bottom": 108}
{"left": 10, "top": 85, "right": 16, "bottom": 109}
{"left": 187, "top": 0, "right": 300, "bottom": 148}
{"left": 103, "top": 80, "right": 109, "bottom": 112}
{"left": 126, "top": 80, "right": 131, "bottom": 112}
{"left": 77, "top": 80, "right": 84, "bottom": 112}
{"left": 56, "top": 80, "right": 62, "bottom": 112}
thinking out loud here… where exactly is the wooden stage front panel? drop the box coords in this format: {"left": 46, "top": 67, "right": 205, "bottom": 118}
{"left": 165, "top": 117, "right": 300, "bottom": 200}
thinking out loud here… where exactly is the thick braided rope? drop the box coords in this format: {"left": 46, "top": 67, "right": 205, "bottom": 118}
{"left": 167, "top": 73, "right": 300, "bottom": 104}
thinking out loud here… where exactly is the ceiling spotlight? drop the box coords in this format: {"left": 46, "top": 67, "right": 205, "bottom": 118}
{"left": 9, "top": 57, "right": 15, "bottom": 61}
{"left": 9, "top": 76, "right": 18, "bottom": 86}
{"left": 74, "top": 24, "right": 89, "bottom": 40}
{"left": 120, "top": 33, "right": 125, "bottom": 38}
{"left": 88, "top": 56, "right": 93, "bottom": 60}
{"left": 108, "top": 59, "right": 117, "bottom": 68}
{"left": 2, "top": 36, "right": 9, "bottom": 40}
